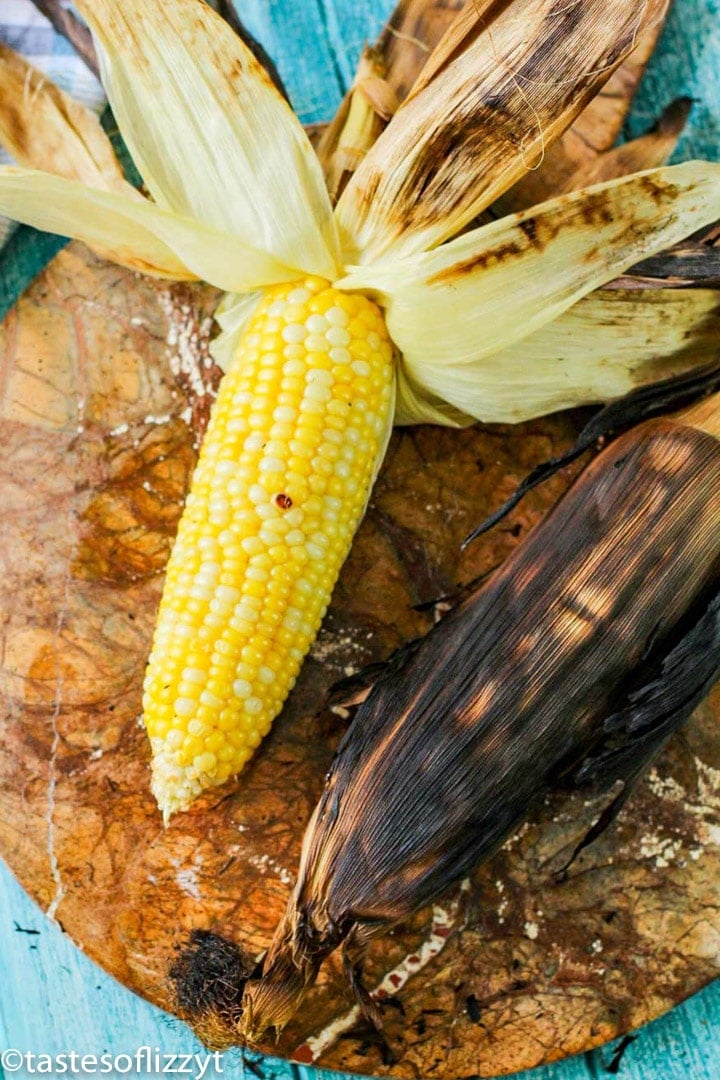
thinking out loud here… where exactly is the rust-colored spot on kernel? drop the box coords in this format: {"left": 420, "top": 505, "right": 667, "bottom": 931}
{"left": 274, "top": 493, "right": 293, "bottom": 510}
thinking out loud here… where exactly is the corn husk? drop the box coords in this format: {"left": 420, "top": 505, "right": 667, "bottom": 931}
{"left": 335, "top": 0, "right": 670, "bottom": 263}
{"left": 1, "top": 0, "right": 714, "bottom": 420}
{"left": 341, "top": 164, "right": 720, "bottom": 424}
{"left": 75, "top": 0, "right": 340, "bottom": 281}
{"left": 319, "top": 0, "right": 673, "bottom": 211}
{"left": 233, "top": 386, "right": 720, "bottom": 1040}
{"left": 494, "top": 12, "right": 680, "bottom": 212}
{"left": 316, "top": 47, "right": 398, "bottom": 203}
{"left": 0, "top": 42, "right": 127, "bottom": 192}
{"left": 559, "top": 97, "right": 692, "bottom": 193}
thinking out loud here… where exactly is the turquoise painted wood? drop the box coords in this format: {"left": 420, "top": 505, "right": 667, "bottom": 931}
{"left": 0, "top": 1, "right": 718, "bottom": 1078}
{"left": 0, "top": 861, "right": 719, "bottom": 1079}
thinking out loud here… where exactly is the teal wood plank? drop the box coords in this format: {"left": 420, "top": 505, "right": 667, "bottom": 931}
{"left": 237, "top": 0, "right": 391, "bottom": 124}
{"left": 624, "top": 0, "right": 720, "bottom": 162}
{"left": 1, "top": 857, "right": 719, "bottom": 1080}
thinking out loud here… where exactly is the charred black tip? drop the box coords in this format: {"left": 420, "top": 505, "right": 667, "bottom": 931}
{"left": 169, "top": 929, "right": 259, "bottom": 1047}
{"left": 653, "top": 96, "right": 694, "bottom": 134}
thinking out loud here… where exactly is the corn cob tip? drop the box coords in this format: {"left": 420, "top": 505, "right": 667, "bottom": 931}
{"left": 150, "top": 735, "right": 255, "bottom": 821}
{"left": 149, "top": 737, "right": 213, "bottom": 822}
{"left": 143, "top": 278, "right": 396, "bottom": 817}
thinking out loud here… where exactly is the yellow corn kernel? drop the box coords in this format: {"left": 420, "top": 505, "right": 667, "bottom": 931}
{"left": 144, "top": 277, "right": 395, "bottom": 819}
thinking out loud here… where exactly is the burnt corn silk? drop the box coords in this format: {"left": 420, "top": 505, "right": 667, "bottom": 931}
{"left": 238, "top": 393, "right": 720, "bottom": 1040}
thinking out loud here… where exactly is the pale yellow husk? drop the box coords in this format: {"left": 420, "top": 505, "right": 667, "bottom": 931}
{"left": 75, "top": 0, "right": 340, "bottom": 281}
{"left": 0, "top": 42, "right": 129, "bottom": 193}
{"left": 339, "top": 163, "right": 720, "bottom": 423}
{"left": 0, "top": 168, "right": 300, "bottom": 288}
{"left": 394, "top": 288, "right": 720, "bottom": 425}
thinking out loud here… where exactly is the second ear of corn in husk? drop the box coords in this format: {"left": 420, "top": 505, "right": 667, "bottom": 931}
{"left": 171, "top": 383, "right": 720, "bottom": 1045}
{"left": 4, "top": 0, "right": 720, "bottom": 819}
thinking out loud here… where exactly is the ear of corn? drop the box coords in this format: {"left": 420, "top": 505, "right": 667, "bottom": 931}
{"left": 2, "top": 0, "right": 719, "bottom": 830}
{"left": 237, "top": 398, "right": 720, "bottom": 1041}
{"left": 144, "top": 277, "right": 395, "bottom": 820}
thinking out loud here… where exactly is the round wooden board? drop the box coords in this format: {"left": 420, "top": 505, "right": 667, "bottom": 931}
{"left": 0, "top": 244, "right": 718, "bottom": 1077}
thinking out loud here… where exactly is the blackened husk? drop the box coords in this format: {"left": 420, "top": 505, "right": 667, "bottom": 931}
{"left": 240, "top": 413, "right": 720, "bottom": 1039}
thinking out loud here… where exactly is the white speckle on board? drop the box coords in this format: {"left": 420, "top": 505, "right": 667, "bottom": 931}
{"left": 109, "top": 422, "right": 129, "bottom": 436}
{"left": 173, "top": 852, "right": 204, "bottom": 900}
{"left": 504, "top": 821, "right": 531, "bottom": 848}
{"left": 638, "top": 832, "right": 683, "bottom": 868}
{"left": 247, "top": 853, "right": 294, "bottom": 887}
{"left": 524, "top": 921, "right": 539, "bottom": 940}
{"left": 176, "top": 867, "right": 202, "bottom": 901}
{"left": 647, "top": 768, "right": 686, "bottom": 801}
{"left": 696, "top": 761, "right": 720, "bottom": 813}
{"left": 590, "top": 939, "right": 603, "bottom": 954}
{"left": 433, "top": 601, "right": 452, "bottom": 623}
{"left": 642, "top": 758, "right": 720, "bottom": 868}
{"left": 159, "top": 290, "right": 217, "bottom": 442}
{"left": 496, "top": 879, "right": 509, "bottom": 922}
{"left": 311, "top": 624, "right": 373, "bottom": 670}
{"left": 143, "top": 413, "right": 172, "bottom": 426}
{"left": 696, "top": 822, "right": 720, "bottom": 847}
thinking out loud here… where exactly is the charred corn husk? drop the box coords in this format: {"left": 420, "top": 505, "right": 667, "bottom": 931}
{"left": 4, "top": 0, "right": 720, "bottom": 817}
{"left": 234, "top": 393, "right": 720, "bottom": 1040}
{"left": 145, "top": 279, "right": 394, "bottom": 817}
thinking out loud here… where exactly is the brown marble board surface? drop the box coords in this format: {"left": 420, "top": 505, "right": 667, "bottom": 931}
{"left": 0, "top": 244, "right": 717, "bottom": 1078}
